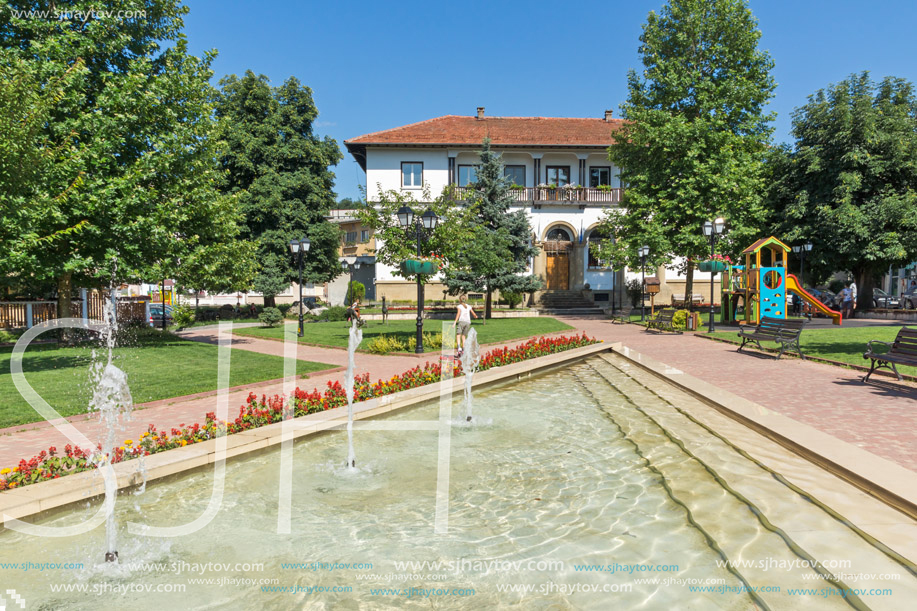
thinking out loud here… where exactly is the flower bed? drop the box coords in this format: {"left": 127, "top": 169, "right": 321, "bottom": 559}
{"left": 0, "top": 333, "right": 598, "bottom": 491}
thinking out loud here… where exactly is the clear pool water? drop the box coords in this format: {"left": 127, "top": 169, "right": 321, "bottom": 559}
{"left": 2, "top": 356, "right": 915, "bottom": 610}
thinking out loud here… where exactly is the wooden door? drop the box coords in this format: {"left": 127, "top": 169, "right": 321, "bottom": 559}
{"left": 546, "top": 252, "right": 569, "bottom": 289}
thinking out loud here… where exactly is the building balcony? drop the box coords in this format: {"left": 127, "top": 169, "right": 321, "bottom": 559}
{"left": 446, "top": 185, "right": 623, "bottom": 207}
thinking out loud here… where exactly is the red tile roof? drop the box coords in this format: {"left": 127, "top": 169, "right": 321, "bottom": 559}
{"left": 346, "top": 115, "right": 624, "bottom": 147}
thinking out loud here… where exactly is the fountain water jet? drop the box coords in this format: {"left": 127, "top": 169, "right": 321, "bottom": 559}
{"left": 88, "top": 283, "right": 134, "bottom": 562}
{"left": 460, "top": 328, "right": 481, "bottom": 422}
{"left": 344, "top": 319, "right": 363, "bottom": 469}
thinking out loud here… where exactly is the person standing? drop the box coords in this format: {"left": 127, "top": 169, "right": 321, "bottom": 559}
{"left": 839, "top": 282, "right": 854, "bottom": 320}
{"left": 452, "top": 295, "right": 477, "bottom": 357}
{"left": 850, "top": 280, "right": 858, "bottom": 318}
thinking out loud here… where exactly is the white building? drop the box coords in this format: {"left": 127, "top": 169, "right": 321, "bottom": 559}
{"left": 345, "top": 108, "right": 715, "bottom": 309}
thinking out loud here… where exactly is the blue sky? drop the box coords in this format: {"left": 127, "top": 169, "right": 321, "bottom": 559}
{"left": 182, "top": 0, "right": 917, "bottom": 200}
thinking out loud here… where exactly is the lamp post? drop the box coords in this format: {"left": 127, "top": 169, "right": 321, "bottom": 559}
{"left": 702, "top": 217, "right": 726, "bottom": 333}
{"left": 791, "top": 243, "right": 812, "bottom": 287}
{"left": 289, "top": 237, "right": 311, "bottom": 337}
{"left": 397, "top": 205, "right": 439, "bottom": 353}
{"left": 638, "top": 245, "right": 650, "bottom": 322}
{"left": 340, "top": 257, "right": 362, "bottom": 310}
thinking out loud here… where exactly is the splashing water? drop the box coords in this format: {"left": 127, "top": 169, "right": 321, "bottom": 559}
{"left": 461, "top": 328, "right": 481, "bottom": 422}
{"left": 87, "top": 282, "right": 134, "bottom": 562}
{"left": 345, "top": 319, "right": 363, "bottom": 469}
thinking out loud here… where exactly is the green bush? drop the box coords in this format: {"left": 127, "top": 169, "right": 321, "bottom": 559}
{"left": 277, "top": 303, "right": 293, "bottom": 314}
{"left": 258, "top": 307, "right": 283, "bottom": 327}
{"left": 345, "top": 281, "right": 366, "bottom": 305}
{"left": 502, "top": 291, "right": 523, "bottom": 309}
{"left": 422, "top": 331, "right": 443, "bottom": 350}
{"left": 0, "top": 329, "right": 24, "bottom": 343}
{"left": 366, "top": 334, "right": 407, "bottom": 354}
{"left": 672, "top": 309, "right": 690, "bottom": 330}
{"left": 319, "top": 305, "right": 348, "bottom": 322}
{"left": 171, "top": 305, "right": 195, "bottom": 330}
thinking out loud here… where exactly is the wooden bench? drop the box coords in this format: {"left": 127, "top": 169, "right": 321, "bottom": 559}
{"left": 646, "top": 309, "right": 681, "bottom": 334}
{"left": 863, "top": 327, "right": 917, "bottom": 382}
{"left": 737, "top": 316, "right": 806, "bottom": 360}
{"left": 671, "top": 293, "right": 705, "bottom": 308}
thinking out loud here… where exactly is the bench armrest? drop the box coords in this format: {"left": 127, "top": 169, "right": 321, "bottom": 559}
{"left": 865, "top": 340, "right": 893, "bottom": 354}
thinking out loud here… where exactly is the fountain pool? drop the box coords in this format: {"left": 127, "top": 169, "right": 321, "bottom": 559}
{"left": 2, "top": 355, "right": 915, "bottom": 610}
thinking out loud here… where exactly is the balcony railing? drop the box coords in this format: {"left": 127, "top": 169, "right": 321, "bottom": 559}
{"left": 447, "top": 185, "right": 623, "bottom": 204}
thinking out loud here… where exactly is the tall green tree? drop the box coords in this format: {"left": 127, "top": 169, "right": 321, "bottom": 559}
{"left": 443, "top": 139, "right": 541, "bottom": 319}
{"left": 768, "top": 73, "right": 917, "bottom": 309}
{"left": 1, "top": 0, "right": 244, "bottom": 319}
{"left": 599, "top": 0, "right": 775, "bottom": 297}
{"left": 215, "top": 71, "right": 343, "bottom": 307}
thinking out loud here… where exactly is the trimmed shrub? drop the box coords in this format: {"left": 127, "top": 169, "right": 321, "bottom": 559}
{"left": 626, "top": 278, "right": 644, "bottom": 308}
{"left": 318, "top": 305, "right": 348, "bottom": 322}
{"left": 502, "top": 291, "right": 523, "bottom": 309}
{"left": 672, "top": 309, "right": 690, "bottom": 330}
{"left": 345, "top": 281, "right": 365, "bottom": 305}
{"left": 258, "top": 307, "right": 283, "bottom": 327}
{"left": 366, "top": 334, "right": 408, "bottom": 354}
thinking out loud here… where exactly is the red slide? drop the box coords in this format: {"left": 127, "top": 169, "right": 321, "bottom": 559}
{"left": 785, "top": 274, "right": 842, "bottom": 325}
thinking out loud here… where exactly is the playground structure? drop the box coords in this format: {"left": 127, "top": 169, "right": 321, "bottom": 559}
{"left": 720, "top": 236, "right": 842, "bottom": 326}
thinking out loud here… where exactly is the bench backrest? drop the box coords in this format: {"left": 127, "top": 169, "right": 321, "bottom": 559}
{"left": 655, "top": 309, "right": 676, "bottom": 321}
{"left": 891, "top": 327, "right": 917, "bottom": 357}
{"left": 755, "top": 316, "right": 805, "bottom": 336}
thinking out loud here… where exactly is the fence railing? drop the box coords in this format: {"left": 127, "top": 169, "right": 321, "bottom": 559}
{"left": 447, "top": 186, "right": 623, "bottom": 204}
{"left": 1, "top": 293, "right": 151, "bottom": 330}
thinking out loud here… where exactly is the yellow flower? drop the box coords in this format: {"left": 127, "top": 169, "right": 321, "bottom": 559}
{"left": 124, "top": 440, "right": 133, "bottom": 446}
{"left": 180, "top": 440, "right": 188, "bottom": 447}
{"left": 0, "top": 468, "right": 10, "bottom": 475}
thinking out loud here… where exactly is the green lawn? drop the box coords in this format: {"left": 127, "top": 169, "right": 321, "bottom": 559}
{"left": 234, "top": 317, "right": 575, "bottom": 352}
{"left": 704, "top": 325, "right": 916, "bottom": 376}
{"left": 0, "top": 332, "right": 333, "bottom": 429}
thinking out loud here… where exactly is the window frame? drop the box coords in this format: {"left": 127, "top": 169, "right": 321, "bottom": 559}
{"left": 589, "top": 166, "right": 611, "bottom": 188}
{"left": 545, "top": 166, "right": 571, "bottom": 186}
{"left": 503, "top": 165, "right": 526, "bottom": 186}
{"left": 360, "top": 229, "right": 370, "bottom": 243}
{"left": 457, "top": 164, "right": 478, "bottom": 187}
{"left": 586, "top": 228, "right": 612, "bottom": 269}
{"left": 401, "top": 161, "right": 423, "bottom": 189}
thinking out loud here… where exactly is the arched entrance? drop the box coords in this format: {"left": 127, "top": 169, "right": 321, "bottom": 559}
{"left": 543, "top": 226, "right": 573, "bottom": 289}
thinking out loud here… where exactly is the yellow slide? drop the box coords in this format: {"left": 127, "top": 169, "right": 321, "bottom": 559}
{"left": 785, "top": 274, "right": 842, "bottom": 325}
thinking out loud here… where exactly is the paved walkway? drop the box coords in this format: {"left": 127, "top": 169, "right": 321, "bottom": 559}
{"left": 2, "top": 319, "right": 915, "bottom": 476}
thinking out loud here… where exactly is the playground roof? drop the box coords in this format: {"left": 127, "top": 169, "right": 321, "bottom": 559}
{"left": 741, "top": 236, "right": 790, "bottom": 255}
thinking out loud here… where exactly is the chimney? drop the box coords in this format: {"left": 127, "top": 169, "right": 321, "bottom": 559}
{"left": 604, "top": 109, "right": 614, "bottom": 122}
{"left": 477, "top": 106, "right": 485, "bottom": 120}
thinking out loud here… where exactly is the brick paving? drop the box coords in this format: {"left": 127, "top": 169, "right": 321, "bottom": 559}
{"left": 2, "top": 318, "right": 915, "bottom": 475}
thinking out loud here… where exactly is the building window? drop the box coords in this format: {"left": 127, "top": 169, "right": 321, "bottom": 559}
{"left": 590, "top": 167, "right": 611, "bottom": 188}
{"left": 457, "top": 165, "right": 477, "bottom": 187}
{"left": 345, "top": 231, "right": 358, "bottom": 244}
{"left": 360, "top": 229, "right": 370, "bottom": 242}
{"left": 504, "top": 165, "right": 525, "bottom": 186}
{"left": 402, "top": 162, "right": 423, "bottom": 188}
{"left": 545, "top": 166, "right": 570, "bottom": 186}
{"left": 587, "top": 228, "right": 612, "bottom": 269}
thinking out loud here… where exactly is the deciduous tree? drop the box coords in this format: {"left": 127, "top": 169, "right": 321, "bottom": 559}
{"left": 768, "top": 73, "right": 917, "bottom": 310}
{"left": 599, "top": 0, "right": 775, "bottom": 298}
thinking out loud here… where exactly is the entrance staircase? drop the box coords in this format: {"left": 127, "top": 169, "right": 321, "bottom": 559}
{"left": 536, "top": 290, "right": 605, "bottom": 316}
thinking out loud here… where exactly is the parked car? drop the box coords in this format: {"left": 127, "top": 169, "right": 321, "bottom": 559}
{"left": 872, "top": 288, "right": 900, "bottom": 309}
{"left": 149, "top": 304, "right": 173, "bottom": 326}
{"left": 804, "top": 288, "right": 838, "bottom": 310}
{"left": 901, "top": 289, "right": 917, "bottom": 310}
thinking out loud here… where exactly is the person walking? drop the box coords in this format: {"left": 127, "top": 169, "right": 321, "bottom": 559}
{"left": 452, "top": 295, "right": 477, "bottom": 358}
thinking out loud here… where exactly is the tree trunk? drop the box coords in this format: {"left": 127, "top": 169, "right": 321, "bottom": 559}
{"left": 484, "top": 280, "right": 492, "bottom": 322}
{"left": 263, "top": 295, "right": 276, "bottom": 308}
{"left": 195, "top": 293, "right": 200, "bottom": 311}
{"left": 57, "top": 272, "right": 73, "bottom": 343}
{"left": 684, "top": 261, "right": 695, "bottom": 311}
{"left": 855, "top": 268, "right": 876, "bottom": 315}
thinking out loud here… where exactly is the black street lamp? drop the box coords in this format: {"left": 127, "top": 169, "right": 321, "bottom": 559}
{"left": 289, "top": 237, "right": 311, "bottom": 337}
{"left": 702, "top": 217, "right": 726, "bottom": 333}
{"left": 396, "top": 205, "right": 439, "bottom": 353}
{"left": 341, "top": 257, "right": 362, "bottom": 310}
{"left": 638, "top": 245, "right": 649, "bottom": 322}
{"left": 791, "top": 243, "right": 812, "bottom": 287}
